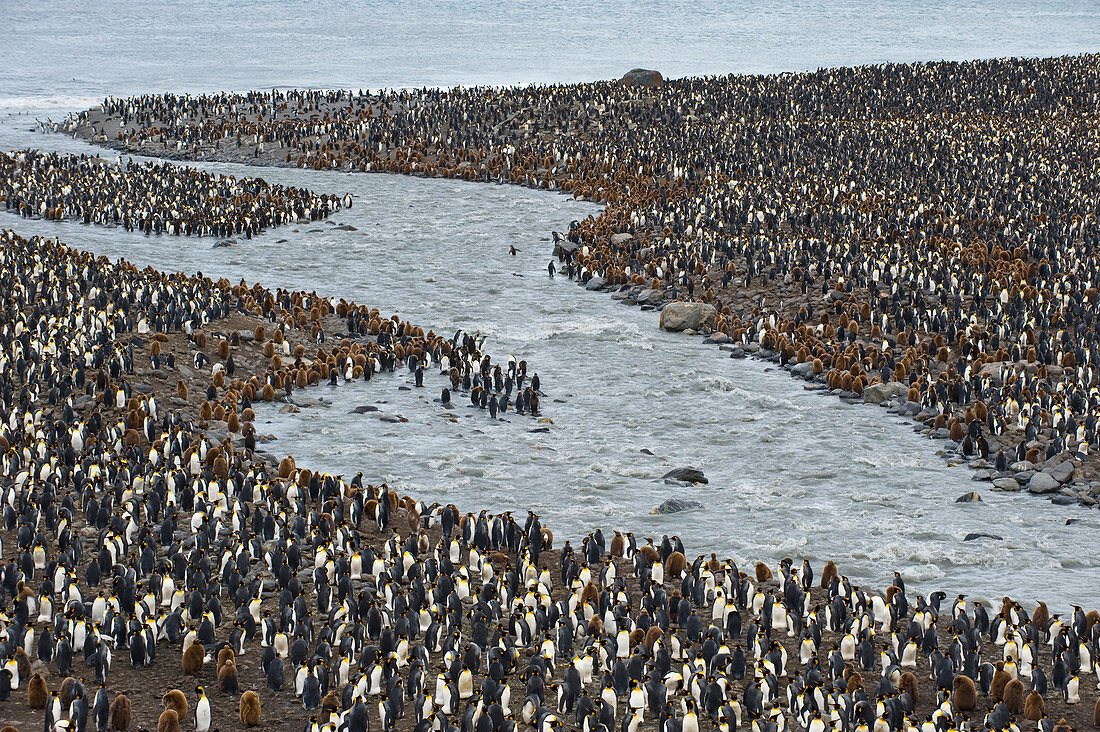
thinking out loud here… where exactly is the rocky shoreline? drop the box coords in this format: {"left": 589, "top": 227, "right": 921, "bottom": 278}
{"left": 60, "top": 57, "right": 1100, "bottom": 513}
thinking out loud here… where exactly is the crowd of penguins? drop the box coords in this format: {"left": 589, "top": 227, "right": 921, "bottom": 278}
{"left": 0, "top": 221, "right": 1098, "bottom": 730}
{"left": 0, "top": 222, "right": 550, "bottom": 732}
{"left": 72, "top": 53, "right": 1100, "bottom": 472}
{"left": 0, "top": 150, "right": 346, "bottom": 238}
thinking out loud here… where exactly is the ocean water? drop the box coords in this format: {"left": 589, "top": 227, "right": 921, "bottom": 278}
{"left": 2, "top": 1, "right": 1100, "bottom": 609}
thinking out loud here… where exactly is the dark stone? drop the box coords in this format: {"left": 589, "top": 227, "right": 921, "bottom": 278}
{"left": 955, "top": 491, "right": 982, "bottom": 503}
{"left": 640, "top": 448, "right": 654, "bottom": 455}
{"left": 651, "top": 498, "right": 704, "bottom": 515}
{"left": 963, "top": 532, "right": 1002, "bottom": 541}
{"left": 1050, "top": 495, "right": 1076, "bottom": 505}
{"left": 349, "top": 405, "right": 379, "bottom": 414}
{"left": 620, "top": 69, "right": 665, "bottom": 87}
{"left": 661, "top": 467, "right": 708, "bottom": 484}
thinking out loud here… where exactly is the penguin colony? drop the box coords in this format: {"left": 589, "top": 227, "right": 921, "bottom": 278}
{"left": 0, "top": 226, "right": 544, "bottom": 730}
{"left": 0, "top": 223, "right": 1097, "bottom": 730}
{"left": 69, "top": 55, "right": 1100, "bottom": 497}
{"left": 0, "top": 149, "right": 343, "bottom": 238}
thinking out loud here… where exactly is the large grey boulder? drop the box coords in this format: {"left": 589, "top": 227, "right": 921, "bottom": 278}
{"left": 863, "top": 381, "right": 907, "bottom": 405}
{"left": 1044, "top": 461, "right": 1075, "bottom": 483}
{"left": 620, "top": 69, "right": 664, "bottom": 87}
{"left": 1027, "top": 472, "right": 1061, "bottom": 494}
{"left": 659, "top": 302, "right": 716, "bottom": 332}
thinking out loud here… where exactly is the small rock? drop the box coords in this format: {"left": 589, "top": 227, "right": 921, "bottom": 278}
{"left": 1050, "top": 495, "right": 1076, "bottom": 506}
{"left": 350, "top": 405, "right": 379, "bottom": 413}
{"left": 279, "top": 405, "right": 301, "bottom": 414}
{"left": 790, "top": 362, "right": 816, "bottom": 378}
{"left": 650, "top": 498, "right": 703, "bottom": 515}
{"left": 729, "top": 347, "right": 746, "bottom": 359}
{"left": 963, "top": 532, "right": 1002, "bottom": 541}
{"left": 992, "top": 477, "right": 1021, "bottom": 491}
{"left": 584, "top": 275, "right": 606, "bottom": 291}
{"left": 640, "top": 448, "right": 654, "bottom": 455}
{"left": 1027, "top": 472, "right": 1061, "bottom": 494}
{"left": 955, "top": 491, "right": 982, "bottom": 503}
{"left": 705, "top": 332, "right": 731, "bottom": 345}
{"left": 661, "top": 467, "right": 708, "bottom": 484}
{"left": 334, "top": 224, "right": 358, "bottom": 231}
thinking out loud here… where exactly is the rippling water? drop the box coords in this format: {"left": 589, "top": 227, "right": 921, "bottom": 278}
{"left": 3, "top": 1, "right": 1100, "bottom": 609}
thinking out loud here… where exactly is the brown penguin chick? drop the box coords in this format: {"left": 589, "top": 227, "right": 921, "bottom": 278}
{"left": 239, "top": 690, "right": 261, "bottom": 726}
{"left": 664, "top": 551, "right": 687, "bottom": 579}
{"left": 1, "top": 726, "right": 18, "bottom": 732}
{"left": 182, "top": 641, "right": 204, "bottom": 676}
{"left": 1032, "top": 601, "right": 1050, "bottom": 635}
{"left": 216, "top": 646, "right": 235, "bottom": 672}
{"left": 1003, "top": 678, "right": 1025, "bottom": 713}
{"left": 991, "top": 661, "right": 1010, "bottom": 701}
{"left": 1093, "top": 695, "right": 1100, "bottom": 727}
{"left": 1024, "top": 690, "right": 1045, "bottom": 721}
{"left": 952, "top": 675, "right": 977, "bottom": 711}
{"left": 27, "top": 672, "right": 47, "bottom": 708}
{"left": 610, "top": 531, "right": 624, "bottom": 557}
{"left": 59, "top": 676, "right": 79, "bottom": 706}
{"left": 644, "top": 625, "right": 664, "bottom": 651}
{"left": 820, "top": 560, "right": 839, "bottom": 589}
{"left": 157, "top": 708, "right": 180, "bottom": 732}
{"left": 898, "top": 671, "right": 918, "bottom": 706}
{"left": 846, "top": 672, "right": 864, "bottom": 695}
{"left": 587, "top": 615, "right": 604, "bottom": 638}
{"left": 540, "top": 527, "right": 553, "bottom": 551}
{"left": 176, "top": 380, "right": 188, "bottom": 400}
{"left": 14, "top": 647, "right": 30, "bottom": 681}
{"left": 279, "top": 454, "right": 296, "bottom": 478}
{"left": 321, "top": 690, "right": 340, "bottom": 713}
{"left": 163, "top": 688, "right": 188, "bottom": 719}
{"left": 755, "top": 561, "right": 773, "bottom": 582}
{"left": 637, "top": 544, "right": 660, "bottom": 565}
{"left": 217, "top": 658, "right": 238, "bottom": 693}
{"left": 110, "top": 692, "right": 132, "bottom": 731}
{"left": 1052, "top": 718, "right": 1071, "bottom": 732}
